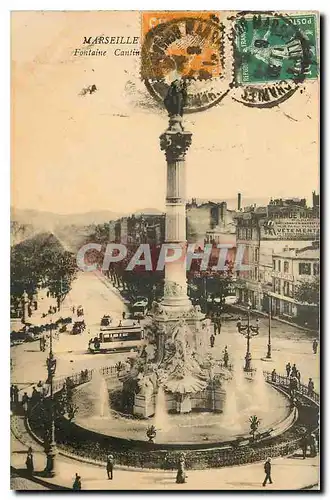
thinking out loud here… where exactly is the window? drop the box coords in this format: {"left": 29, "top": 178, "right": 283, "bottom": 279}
{"left": 255, "top": 248, "right": 259, "bottom": 262}
{"left": 273, "top": 260, "right": 276, "bottom": 270}
{"left": 278, "top": 260, "right": 281, "bottom": 272}
{"left": 283, "top": 281, "right": 292, "bottom": 297}
{"left": 254, "top": 266, "right": 258, "bottom": 280}
{"left": 313, "top": 263, "right": 319, "bottom": 275}
{"left": 283, "top": 301, "right": 292, "bottom": 315}
{"left": 275, "top": 279, "right": 281, "bottom": 294}
{"left": 284, "top": 261, "right": 289, "bottom": 273}
{"left": 299, "top": 262, "right": 311, "bottom": 275}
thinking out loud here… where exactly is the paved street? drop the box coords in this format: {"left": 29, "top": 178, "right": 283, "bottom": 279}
{"left": 11, "top": 270, "right": 319, "bottom": 392}
{"left": 207, "top": 314, "right": 319, "bottom": 391}
{"left": 11, "top": 271, "right": 130, "bottom": 392}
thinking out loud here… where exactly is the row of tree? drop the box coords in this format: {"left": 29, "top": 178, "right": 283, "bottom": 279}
{"left": 11, "top": 232, "right": 77, "bottom": 312}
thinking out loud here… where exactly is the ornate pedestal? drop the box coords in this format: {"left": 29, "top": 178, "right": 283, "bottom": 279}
{"left": 133, "top": 393, "right": 155, "bottom": 418}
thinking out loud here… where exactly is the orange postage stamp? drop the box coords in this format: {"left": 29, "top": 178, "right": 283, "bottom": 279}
{"left": 141, "top": 11, "right": 224, "bottom": 81}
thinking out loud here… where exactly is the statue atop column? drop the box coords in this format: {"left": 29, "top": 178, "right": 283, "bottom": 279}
{"left": 164, "top": 79, "right": 188, "bottom": 118}
{"left": 160, "top": 79, "right": 192, "bottom": 161}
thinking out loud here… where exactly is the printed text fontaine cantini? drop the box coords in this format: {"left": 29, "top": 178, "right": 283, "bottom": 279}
{"left": 73, "top": 36, "right": 140, "bottom": 57}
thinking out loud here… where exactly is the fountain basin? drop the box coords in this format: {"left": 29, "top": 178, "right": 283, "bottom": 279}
{"left": 72, "top": 376, "right": 291, "bottom": 446}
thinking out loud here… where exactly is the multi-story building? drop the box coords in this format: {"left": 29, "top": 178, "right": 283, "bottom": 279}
{"left": 109, "top": 211, "right": 166, "bottom": 247}
{"left": 187, "top": 198, "right": 238, "bottom": 246}
{"left": 234, "top": 195, "right": 320, "bottom": 313}
{"left": 270, "top": 241, "right": 319, "bottom": 326}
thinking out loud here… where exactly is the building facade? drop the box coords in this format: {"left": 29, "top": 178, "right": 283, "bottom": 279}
{"left": 270, "top": 242, "right": 319, "bottom": 326}
{"left": 109, "top": 212, "right": 166, "bottom": 246}
{"left": 234, "top": 196, "right": 320, "bottom": 315}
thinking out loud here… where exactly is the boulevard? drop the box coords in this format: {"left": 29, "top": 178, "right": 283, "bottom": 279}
{"left": 11, "top": 270, "right": 319, "bottom": 394}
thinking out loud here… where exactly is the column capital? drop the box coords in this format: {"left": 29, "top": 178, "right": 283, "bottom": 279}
{"left": 160, "top": 117, "right": 192, "bottom": 163}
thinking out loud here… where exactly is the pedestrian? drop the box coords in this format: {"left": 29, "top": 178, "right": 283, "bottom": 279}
{"left": 106, "top": 454, "right": 114, "bottom": 480}
{"left": 286, "top": 362, "right": 291, "bottom": 378}
{"left": 72, "top": 306, "right": 75, "bottom": 314}
{"left": 262, "top": 457, "right": 272, "bottom": 486}
{"left": 176, "top": 455, "right": 187, "bottom": 484}
{"left": 213, "top": 321, "right": 217, "bottom": 336}
{"left": 72, "top": 473, "right": 82, "bottom": 490}
{"left": 312, "top": 339, "right": 318, "bottom": 354}
{"left": 301, "top": 432, "right": 309, "bottom": 459}
{"left": 291, "top": 363, "right": 297, "bottom": 378}
{"left": 25, "top": 447, "right": 34, "bottom": 476}
{"left": 217, "top": 316, "right": 222, "bottom": 335}
{"left": 307, "top": 378, "right": 314, "bottom": 397}
{"left": 271, "top": 369, "right": 277, "bottom": 382}
{"left": 210, "top": 333, "right": 215, "bottom": 348}
{"left": 137, "top": 318, "right": 140, "bottom": 324}
{"left": 10, "top": 384, "right": 15, "bottom": 404}
{"left": 122, "top": 311, "right": 126, "bottom": 320}
{"left": 223, "top": 346, "right": 229, "bottom": 368}
{"left": 310, "top": 433, "right": 317, "bottom": 457}
{"left": 119, "top": 320, "right": 122, "bottom": 327}
{"left": 31, "top": 386, "right": 39, "bottom": 402}
{"left": 13, "top": 385, "right": 19, "bottom": 404}
{"left": 296, "top": 370, "right": 301, "bottom": 384}
{"left": 289, "top": 376, "right": 298, "bottom": 397}
{"left": 22, "top": 392, "right": 29, "bottom": 414}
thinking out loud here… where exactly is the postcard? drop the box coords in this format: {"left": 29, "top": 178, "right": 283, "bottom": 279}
{"left": 11, "top": 10, "right": 319, "bottom": 491}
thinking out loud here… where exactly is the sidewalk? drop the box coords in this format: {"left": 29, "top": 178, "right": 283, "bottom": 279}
{"left": 232, "top": 304, "right": 318, "bottom": 335}
{"left": 11, "top": 442, "right": 319, "bottom": 491}
{"left": 11, "top": 413, "right": 319, "bottom": 492}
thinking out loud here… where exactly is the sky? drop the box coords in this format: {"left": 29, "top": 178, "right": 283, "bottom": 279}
{"left": 11, "top": 11, "right": 319, "bottom": 215}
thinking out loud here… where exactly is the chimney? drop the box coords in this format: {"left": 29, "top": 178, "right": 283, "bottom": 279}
{"left": 237, "top": 192, "right": 242, "bottom": 211}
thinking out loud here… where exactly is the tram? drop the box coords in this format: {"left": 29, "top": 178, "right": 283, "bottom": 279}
{"left": 88, "top": 322, "right": 144, "bottom": 353}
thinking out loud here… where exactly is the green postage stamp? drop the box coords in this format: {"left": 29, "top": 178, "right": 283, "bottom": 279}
{"left": 235, "top": 13, "right": 318, "bottom": 84}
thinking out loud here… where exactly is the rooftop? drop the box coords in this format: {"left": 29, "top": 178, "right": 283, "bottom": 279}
{"left": 274, "top": 244, "right": 320, "bottom": 260}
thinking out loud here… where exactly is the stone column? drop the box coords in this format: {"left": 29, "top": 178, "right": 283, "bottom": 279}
{"left": 159, "top": 116, "right": 192, "bottom": 313}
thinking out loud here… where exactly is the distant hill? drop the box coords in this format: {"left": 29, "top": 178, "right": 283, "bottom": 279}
{"left": 11, "top": 207, "right": 124, "bottom": 230}
{"left": 10, "top": 221, "right": 38, "bottom": 247}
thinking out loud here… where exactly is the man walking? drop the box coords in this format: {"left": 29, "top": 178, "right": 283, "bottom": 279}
{"left": 262, "top": 457, "right": 272, "bottom": 486}
{"left": 312, "top": 339, "right": 318, "bottom": 354}
{"left": 217, "top": 315, "right": 222, "bottom": 335}
{"left": 286, "top": 362, "right": 291, "bottom": 378}
{"left": 210, "top": 334, "right": 215, "bottom": 348}
{"left": 10, "top": 384, "right": 15, "bottom": 404}
{"left": 291, "top": 363, "right": 298, "bottom": 378}
{"left": 22, "top": 392, "right": 29, "bottom": 414}
{"left": 301, "top": 432, "right": 309, "bottom": 459}
{"left": 13, "top": 385, "right": 19, "bottom": 405}
{"left": 307, "top": 378, "right": 315, "bottom": 397}
{"left": 106, "top": 454, "right": 114, "bottom": 480}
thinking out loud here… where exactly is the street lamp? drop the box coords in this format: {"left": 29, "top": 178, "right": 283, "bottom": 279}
{"left": 266, "top": 294, "right": 272, "bottom": 359}
{"left": 44, "top": 319, "right": 58, "bottom": 477}
{"left": 236, "top": 301, "right": 259, "bottom": 372}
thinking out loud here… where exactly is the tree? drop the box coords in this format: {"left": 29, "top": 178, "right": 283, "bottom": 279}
{"left": 249, "top": 415, "right": 261, "bottom": 441}
{"left": 11, "top": 232, "right": 77, "bottom": 312}
{"left": 295, "top": 276, "right": 319, "bottom": 305}
{"left": 294, "top": 276, "right": 319, "bottom": 329}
